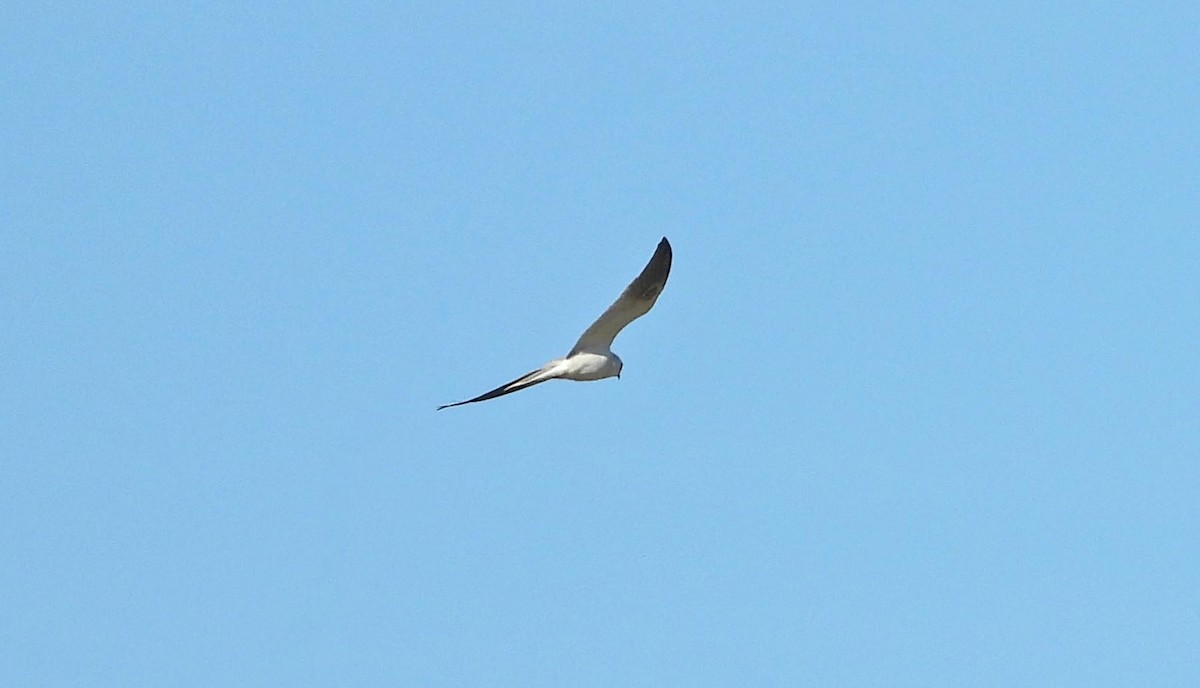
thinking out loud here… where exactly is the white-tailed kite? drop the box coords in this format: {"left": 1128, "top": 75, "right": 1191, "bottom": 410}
{"left": 438, "top": 237, "right": 673, "bottom": 410}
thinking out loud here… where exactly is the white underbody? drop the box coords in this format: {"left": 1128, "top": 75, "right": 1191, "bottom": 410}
{"left": 552, "top": 350, "right": 622, "bottom": 381}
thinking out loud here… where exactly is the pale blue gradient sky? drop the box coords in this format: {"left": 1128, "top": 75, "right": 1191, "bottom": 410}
{"left": 3, "top": 3, "right": 1197, "bottom": 686}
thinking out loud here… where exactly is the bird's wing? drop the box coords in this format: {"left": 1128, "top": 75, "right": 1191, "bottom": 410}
{"left": 437, "top": 361, "right": 565, "bottom": 410}
{"left": 569, "top": 237, "right": 672, "bottom": 355}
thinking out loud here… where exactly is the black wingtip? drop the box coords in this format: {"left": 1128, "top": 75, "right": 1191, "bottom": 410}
{"left": 650, "top": 237, "right": 672, "bottom": 282}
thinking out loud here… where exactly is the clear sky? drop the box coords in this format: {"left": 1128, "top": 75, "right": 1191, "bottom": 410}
{"left": 3, "top": 3, "right": 1197, "bottom": 686}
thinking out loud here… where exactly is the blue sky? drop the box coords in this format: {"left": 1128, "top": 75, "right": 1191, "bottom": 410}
{"left": 3, "top": 2, "right": 1197, "bottom": 686}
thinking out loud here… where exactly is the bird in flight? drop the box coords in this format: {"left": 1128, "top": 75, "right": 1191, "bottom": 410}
{"left": 438, "top": 237, "right": 673, "bottom": 410}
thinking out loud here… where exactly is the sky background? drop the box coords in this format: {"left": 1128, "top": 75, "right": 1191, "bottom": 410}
{"left": 3, "top": 2, "right": 1198, "bottom": 686}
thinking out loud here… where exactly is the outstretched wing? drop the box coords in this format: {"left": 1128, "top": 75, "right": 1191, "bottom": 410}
{"left": 437, "top": 363, "right": 564, "bottom": 410}
{"left": 570, "top": 237, "right": 672, "bottom": 355}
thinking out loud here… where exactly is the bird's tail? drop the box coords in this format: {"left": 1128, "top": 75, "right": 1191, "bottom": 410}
{"left": 437, "top": 366, "right": 559, "bottom": 410}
